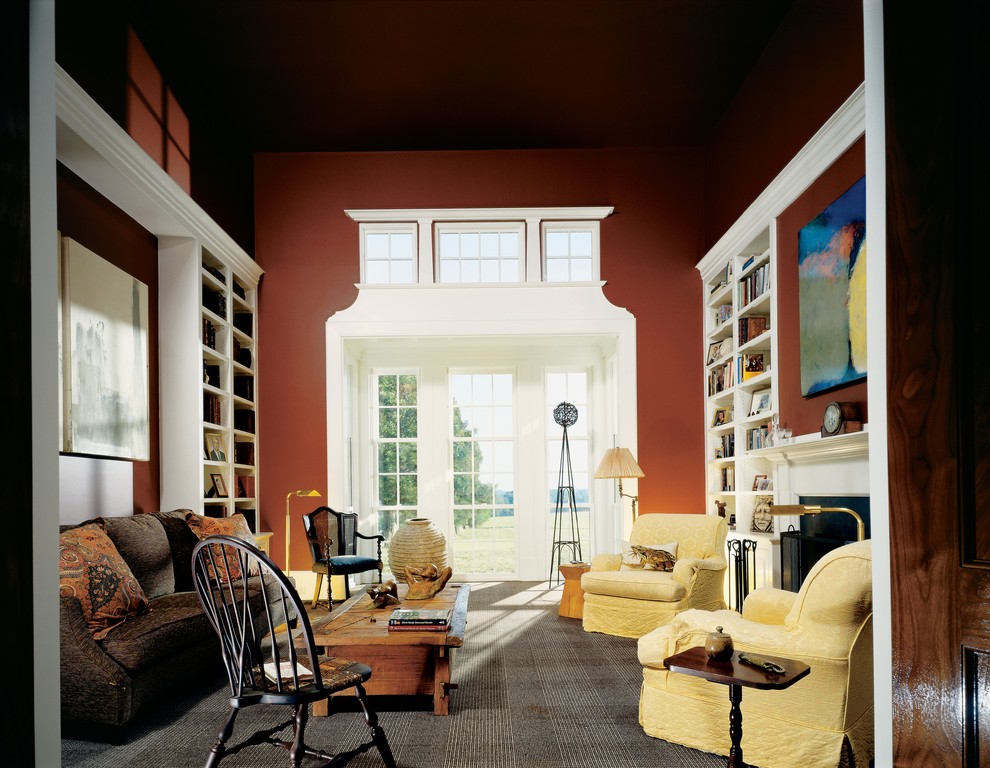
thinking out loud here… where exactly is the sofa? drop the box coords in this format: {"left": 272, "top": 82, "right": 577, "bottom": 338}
{"left": 59, "top": 509, "right": 272, "bottom": 742}
{"left": 581, "top": 513, "right": 728, "bottom": 638}
{"left": 637, "top": 539, "right": 874, "bottom": 768}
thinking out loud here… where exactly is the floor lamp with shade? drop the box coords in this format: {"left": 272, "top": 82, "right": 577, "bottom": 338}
{"left": 285, "top": 489, "right": 322, "bottom": 569}
{"left": 594, "top": 447, "right": 644, "bottom": 527}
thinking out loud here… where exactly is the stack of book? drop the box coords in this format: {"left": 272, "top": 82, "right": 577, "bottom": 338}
{"left": 387, "top": 608, "right": 452, "bottom": 632}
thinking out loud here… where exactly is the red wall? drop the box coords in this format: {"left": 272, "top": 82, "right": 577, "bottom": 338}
{"left": 57, "top": 165, "right": 161, "bottom": 514}
{"left": 776, "top": 139, "right": 868, "bottom": 434}
{"left": 253, "top": 148, "right": 707, "bottom": 567}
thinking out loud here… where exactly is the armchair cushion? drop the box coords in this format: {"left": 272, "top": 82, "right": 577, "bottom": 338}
{"left": 581, "top": 570, "right": 686, "bottom": 602}
{"left": 740, "top": 586, "right": 799, "bottom": 625}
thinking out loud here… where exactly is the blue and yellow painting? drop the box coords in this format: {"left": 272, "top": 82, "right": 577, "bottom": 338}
{"left": 798, "top": 176, "right": 867, "bottom": 396}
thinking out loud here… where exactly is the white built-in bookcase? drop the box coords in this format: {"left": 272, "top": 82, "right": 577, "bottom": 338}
{"left": 55, "top": 65, "right": 264, "bottom": 530}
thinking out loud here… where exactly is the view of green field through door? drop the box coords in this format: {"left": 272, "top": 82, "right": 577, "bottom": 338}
{"left": 450, "top": 372, "right": 515, "bottom": 576}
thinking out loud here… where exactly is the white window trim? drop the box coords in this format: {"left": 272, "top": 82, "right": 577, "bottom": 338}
{"left": 541, "top": 220, "right": 601, "bottom": 282}
{"left": 435, "top": 221, "right": 526, "bottom": 285}
{"left": 358, "top": 221, "right": 418, "bottom": 285}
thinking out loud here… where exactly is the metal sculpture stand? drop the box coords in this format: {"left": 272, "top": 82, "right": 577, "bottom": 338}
{"left": 549, "top": 402, "right": 583, "bottom": 586}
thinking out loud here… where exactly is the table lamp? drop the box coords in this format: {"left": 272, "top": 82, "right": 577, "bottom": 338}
{"left": 285, "top": 489, "right": 322, "bottom": 569}
{"left": 594, "top": 447, "right": 645, "bottom": 525}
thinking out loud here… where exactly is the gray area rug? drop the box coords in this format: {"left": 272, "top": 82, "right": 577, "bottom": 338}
{"left": 62, "top": 581, "right": 724, "bottom": 767}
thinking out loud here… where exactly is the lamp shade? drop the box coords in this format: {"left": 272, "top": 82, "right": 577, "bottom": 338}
{"left": 594, "top": 447, "right": 644, "bottom": 479}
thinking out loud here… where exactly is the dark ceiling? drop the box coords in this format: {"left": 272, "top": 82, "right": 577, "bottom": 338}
{"left": 129, "top": 0, "right": 795, "bottom": 153}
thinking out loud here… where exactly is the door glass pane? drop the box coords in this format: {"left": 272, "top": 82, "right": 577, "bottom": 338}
{"left": 450, "top": 372, "right": 515, "bottom": 575}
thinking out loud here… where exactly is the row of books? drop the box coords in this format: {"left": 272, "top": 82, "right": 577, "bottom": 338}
{"left": 714, "top": 433, "right": 735, "bottom": 459}
{"left": 387, "top": 608, "right": 452, "bottom": 632}
{"left": 235, "top": 474, "right": 256, "bottom": 498}
{"left": 738, "top": 315, "right": 769, "bottom": 344}
{"left": 738, "top": 264, "right": 771, "bottom": 307}
{"left": 746, "top": 425, "right": 771, "bottom": 450}
{"left": 718, "top": 466, "right": 736, "bottom": 493}
{"left": 203, "top": 319, "right": 218, "bottom": 349}
{"left": 204, "top": 393, "right": 223, "bottom": 425}
{"left": 203, "top": 287, "right": 227, "bottom": 319}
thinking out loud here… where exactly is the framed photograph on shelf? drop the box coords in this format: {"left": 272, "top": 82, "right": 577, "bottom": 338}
{"left": 206, "top": 434, "right": 226, "bottom": 462}
{"left": 749, "top": 388, "right": 772, "bottom": 416}
{"left": 211, "top": 473, "right": 227, "bottom": 498}
{"left": 752, "top": 474, "right": 767, "bottom": 491}
{"left": 711, "top": 407, "right": 729, "bottom": 428}
{"left": 707, "top": 340, "right": 725, "bottom": 365}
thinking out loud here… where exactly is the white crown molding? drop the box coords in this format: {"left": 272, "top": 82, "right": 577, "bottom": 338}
{"left": 345, "top": 206, "right": 614, "bottom": 222}
{"left": 54, "top": 65, "right": 260, "bottom": 281}
{"left": 697, "top": 82, "right": 866, "bottom": 277}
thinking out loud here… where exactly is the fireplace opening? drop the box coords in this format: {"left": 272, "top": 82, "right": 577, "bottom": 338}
{"left": 779, "top": 495, "right": 871, "bottom": 592}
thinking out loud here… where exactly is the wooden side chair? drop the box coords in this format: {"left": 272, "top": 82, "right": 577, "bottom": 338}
{"left": 303, "top": 506, "right": 384, "bottom": 609}
{"left": 191, "top": 534, "right": 395, "bottom": 768}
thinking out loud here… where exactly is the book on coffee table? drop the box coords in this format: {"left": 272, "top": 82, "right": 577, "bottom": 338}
{"left": 388, "top": 608, "right": 452, "bottom": 628}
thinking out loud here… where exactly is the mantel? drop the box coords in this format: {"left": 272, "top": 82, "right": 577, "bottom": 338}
{"left": 749, "top": 427, "right": 869, "bottom": 465}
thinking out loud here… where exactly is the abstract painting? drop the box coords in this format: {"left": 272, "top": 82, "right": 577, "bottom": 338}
{"left": 60, "top": 236, "right": 150, "bottom": 460}
{"left": 798, "top": 176, "right": 867, "bottom": 395}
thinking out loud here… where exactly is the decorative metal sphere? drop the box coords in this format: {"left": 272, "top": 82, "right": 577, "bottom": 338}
{"left": 553, "top": 402, "right": 578, "bottom": 428}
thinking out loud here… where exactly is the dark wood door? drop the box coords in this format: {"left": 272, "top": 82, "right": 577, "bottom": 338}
{"left": 885, "top": 4, "right": 989, "bottom": 765}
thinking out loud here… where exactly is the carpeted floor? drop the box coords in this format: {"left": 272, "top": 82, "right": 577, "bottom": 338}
{"left": 62, "top": 581, "right": 725, "bottom": 767}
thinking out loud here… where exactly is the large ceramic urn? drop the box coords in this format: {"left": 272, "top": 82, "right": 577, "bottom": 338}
{"left": 388, "top": 518, "right": 448, "bottom": 583}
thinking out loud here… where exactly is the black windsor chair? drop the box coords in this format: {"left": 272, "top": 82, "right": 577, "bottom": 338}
{"left": 191, "top": 534, "right": 395, "bottom": 768}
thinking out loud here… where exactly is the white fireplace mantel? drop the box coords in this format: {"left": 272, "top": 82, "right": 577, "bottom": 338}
{"left": 751, "top": 427, "right": 871, "bottom": 537}
{"left": 750, "top": 428, "right": 869, "bottom": 466}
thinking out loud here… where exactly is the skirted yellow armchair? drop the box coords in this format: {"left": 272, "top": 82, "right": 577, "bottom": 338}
{"left": 637, "top": 538, "right": 874, "bottom": 768}
{"left": 581, "top": 513, "right": 728, "bottom": 639}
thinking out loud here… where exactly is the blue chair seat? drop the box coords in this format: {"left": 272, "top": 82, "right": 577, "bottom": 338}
{"left": 326, "top": 555, "right": 380, "bottom": 575}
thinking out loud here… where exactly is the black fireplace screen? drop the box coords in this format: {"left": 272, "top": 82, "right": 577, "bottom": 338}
{"left": 779, "top": 495, "right": 871, "bottom": 593}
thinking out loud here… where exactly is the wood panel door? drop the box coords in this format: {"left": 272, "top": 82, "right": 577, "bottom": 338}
{"left": 885, "top": 3, "right": 989, "bottom": 765}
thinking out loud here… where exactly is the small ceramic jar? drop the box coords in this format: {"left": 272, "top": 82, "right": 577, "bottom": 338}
{"left": 706, "top": 625, "right": 734, "bottom": 661}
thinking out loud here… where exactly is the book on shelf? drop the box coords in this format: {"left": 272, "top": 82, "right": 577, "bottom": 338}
{"left": 235, "top": 441, "right": 255, "bottom": 466}
{"left": 236, "top": 474, "right": 255, "bottom": 498}
{"left": 738, "top": 315, "right": 769, "bottom": 344}
{"left": 388, "top": 608, "right": 452, "bottom": 627}
{"left": 202, "top": 287, "right": 227, "bottom": 318}
{"left": 234, "top": 409, "right": 255, "bottom": 433}
{"left": 233, "top": 311, "right": 253, "bottom": 337}
{"left": 263, "top": 660, "right": 313, "bottom": 684}
{"left": 233, "top": 374, "right": 254, "bottom": 401}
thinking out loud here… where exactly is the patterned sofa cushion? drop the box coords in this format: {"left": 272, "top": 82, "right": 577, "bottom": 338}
{"left": 59, "top": 524, "right": 149, "bottom": 640}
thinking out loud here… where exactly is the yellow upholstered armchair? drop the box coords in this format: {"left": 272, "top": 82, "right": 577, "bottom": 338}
{"left": 581, "top": 513, "right": 728, "bottom": 639}
{"left": 637, "top": 538, "right": 873, "bottom": 768}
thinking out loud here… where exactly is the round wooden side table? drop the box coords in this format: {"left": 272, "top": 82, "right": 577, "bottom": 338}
{"left": 558, "top": 562, "right": 591, "bottom": 618}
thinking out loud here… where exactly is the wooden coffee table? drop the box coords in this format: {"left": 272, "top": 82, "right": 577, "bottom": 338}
{"left": 309, "top": 582, "right": 470, "bottom": 716}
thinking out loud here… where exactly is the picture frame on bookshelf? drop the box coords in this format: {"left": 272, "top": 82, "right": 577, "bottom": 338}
{"left": 749, "top": 388, "right": 772, "bottom": 416}
{"left": 752, "top": 474, "right": 767, "bottom": 491}
{"left": 211, "top": 474, "right": 228, "bottom": 498}
{"left": 742, "top": 353, "right": 765, "bottom": 380}
{"left": 206, "top": 433, "right": 226, "bottom": 462}
{"left": 711, "top": 407, "right": 729, "bottom": 427}
{"left": 707, "top": 340, "right": 725, "bottom": 365}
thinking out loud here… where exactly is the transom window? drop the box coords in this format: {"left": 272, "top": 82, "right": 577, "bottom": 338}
{"left": 360, "top": 224, "right": 416, "bottom": 284}
{"left": 436, "top": 223, "right": 522, "bottom": 284}
{"left": 543, "top": 222, "right": 599, "bottom": 282}
{"left": 349, "top": 207, "right": 612, "bottom": 287}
